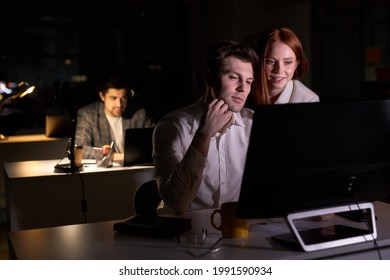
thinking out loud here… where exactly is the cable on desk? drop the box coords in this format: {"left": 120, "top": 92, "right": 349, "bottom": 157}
{"left": 74, "top": 162, "right": 88, "bottom": 224}
{"left": 347, "top": 176, "right": 382, "bottom": 260}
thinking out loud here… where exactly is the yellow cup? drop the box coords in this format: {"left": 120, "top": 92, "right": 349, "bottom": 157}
{"left": 210, "top": 202, "right": 248, "bottom": 238}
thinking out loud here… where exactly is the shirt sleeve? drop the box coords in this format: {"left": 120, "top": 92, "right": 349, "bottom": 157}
{"left": 75, "top": 106, "right": 96, "bottom": 159}
{"left": 153, "top": 115, "right": 206, "bottom": 214}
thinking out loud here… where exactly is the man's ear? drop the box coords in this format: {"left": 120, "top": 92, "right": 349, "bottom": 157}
{"left": 203, "top": 69, "right": 214, "bottom": 87}
{"left": 98, "top": 91, "right": 105, "bottom": 102}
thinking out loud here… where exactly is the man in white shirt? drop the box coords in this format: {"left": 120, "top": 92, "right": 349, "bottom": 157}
{"left": 153, "top": 41, "right": 259, "bottom": 214}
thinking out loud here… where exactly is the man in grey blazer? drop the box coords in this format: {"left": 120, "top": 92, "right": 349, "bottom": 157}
{"left": 75, "top": 75, "right": 155, "bottom": 162}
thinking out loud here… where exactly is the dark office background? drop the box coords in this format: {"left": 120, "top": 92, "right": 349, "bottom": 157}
{"left": 1, "top": 0, "right": 389, "bottom": 136}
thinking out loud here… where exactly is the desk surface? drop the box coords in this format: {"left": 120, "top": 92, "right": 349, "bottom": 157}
{"left": 0, "top": 134, "right": 65, "bottom": 143}
{"left": 0, "top": 135, "right": 68, "bottom": 193}
{"left": 4, "top": 159, "right": 154, "bottom": 178}
{"left": 7, "top": 201, "right": 390, "bottom": 260}
{"left": 0, "top": 135, "right": 69, "bottom": 225}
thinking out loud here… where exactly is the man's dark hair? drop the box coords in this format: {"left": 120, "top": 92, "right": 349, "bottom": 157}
{"left": 97, "top": 74, "right": 130, "bottom": 96}
{"left": 204, "top": 40, "right": 259, "bottom": 82}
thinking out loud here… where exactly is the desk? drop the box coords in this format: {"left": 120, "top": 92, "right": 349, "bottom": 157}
{"left": 7, "top": 201, "right": 390, "bottom": 260}
{"left": 4, "top": 159, "right": 155, "bottom": 231}
{"left": 0, "top": 134, "right": 68, "bottom": 193}
{"left": 0, "top": 134, "right": 68, "bottom": 224}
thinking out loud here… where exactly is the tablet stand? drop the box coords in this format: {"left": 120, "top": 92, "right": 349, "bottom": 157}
{"left": 276, "top": 202, "right": 377, "bottom": 252}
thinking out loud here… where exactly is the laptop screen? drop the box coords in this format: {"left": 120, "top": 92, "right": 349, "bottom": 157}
{"left": 45, "top": 114, "right": 72, "bottom": 138}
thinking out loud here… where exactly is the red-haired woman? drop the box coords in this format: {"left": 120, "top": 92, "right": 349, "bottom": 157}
{"left": 252, "top": 27, "right": 319, "bottom": 105}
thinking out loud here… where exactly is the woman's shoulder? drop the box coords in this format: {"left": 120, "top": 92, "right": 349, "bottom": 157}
{"left": 292, "top": 80, "right": 320, "bottom": 102}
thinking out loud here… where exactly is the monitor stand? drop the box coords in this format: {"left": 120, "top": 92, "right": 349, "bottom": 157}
{"left": 273, "top": 202, "right": 377, "bottom": 252}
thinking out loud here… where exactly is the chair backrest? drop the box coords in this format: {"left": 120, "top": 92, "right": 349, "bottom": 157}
{"left": 133, "top": 180, "right": 161, "bottom": 215}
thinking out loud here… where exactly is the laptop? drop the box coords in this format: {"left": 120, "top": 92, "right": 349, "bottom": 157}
{"left": 45, "top": 114, "right": 72, "bottom": 138}
{"left": 123, "top": 128, "right": 154, "bottom": 166}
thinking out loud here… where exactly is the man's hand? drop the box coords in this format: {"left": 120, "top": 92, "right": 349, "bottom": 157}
{"left": 191, "top": 99, "right": 233, "bottom": 157}
{"left": 200, "top": 99, "right": 233, "bottom": 137}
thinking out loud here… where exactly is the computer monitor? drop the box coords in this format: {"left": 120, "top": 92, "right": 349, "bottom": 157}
{"left": 237, "top": 99, "right": 390, "bottom": 220}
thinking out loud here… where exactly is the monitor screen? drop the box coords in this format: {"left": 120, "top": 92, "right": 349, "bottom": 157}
{"left": 237, "top": 99, "right": 390, "bottom": 219}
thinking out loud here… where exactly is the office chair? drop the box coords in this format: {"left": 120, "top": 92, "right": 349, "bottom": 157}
{"left": 133, "top": 179, "right": 161, "bottom": 215}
